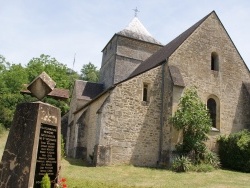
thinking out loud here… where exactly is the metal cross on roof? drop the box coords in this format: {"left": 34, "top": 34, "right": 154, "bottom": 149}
{"left": 133, "top": 7, "right": 140, "bottom": 17}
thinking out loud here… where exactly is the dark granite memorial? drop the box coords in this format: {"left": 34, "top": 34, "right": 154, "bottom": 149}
{"left": 0, "top": 72, "right": 65, "bottom": 188}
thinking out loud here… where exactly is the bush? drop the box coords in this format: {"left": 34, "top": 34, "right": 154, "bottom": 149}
{"left": 171, "top": 88, "right": 212, "bottom": 164}
{"left": 171, "top": 156, "right": 191, "bottom": 172}
{"left": 218, "top": 130, "right": 250, "bottom": 172}
{"left": 203, "top": 150, "right": 220, "bottom": 169}
{"left": 189, "top": 163, "right": 214, "bottom": 172}
{"left": 41, "top": 173, "right": 51, "bottom": 188}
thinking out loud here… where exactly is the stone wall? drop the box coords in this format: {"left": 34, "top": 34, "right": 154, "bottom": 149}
{"left": 99, "top": 35, "right": 118, "bottom": 88}
{"left": 97, "top": 66, "right": 163, "bottom": 166}
{"left": 100, "top": 34, "right": 162, "bottom": 89}
{"left": 114, "top": 56, "right": 141, "bottom": 84}
{"left": 168, "top": 12, "right": 250, "bottom": 151}
{"left": 69, "top": 93, "right": 110, "bottom": 162}
{"left": 116, "top": 36, "right": 162, "bottom": 61}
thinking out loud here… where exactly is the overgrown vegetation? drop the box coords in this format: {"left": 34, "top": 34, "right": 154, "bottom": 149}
{"left": 171, "top": 88, "right": 220, "bottom": 172}
{"left": 218, "top": 129, "right": 250, "bottom": 172}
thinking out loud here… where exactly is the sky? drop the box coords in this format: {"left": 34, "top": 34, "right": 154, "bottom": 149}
{"left": 1, "top": 0, "right": 250, "bottom": 72}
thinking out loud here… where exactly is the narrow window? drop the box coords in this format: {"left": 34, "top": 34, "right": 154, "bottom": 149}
{"left": 143, "top": 83, "right": 148, "bottom": 102}
{"left": 207, "top": 98, "right": 216, "bottom": 128}
{"left": 211, "top": 52, "right": 219, "bottom": 71}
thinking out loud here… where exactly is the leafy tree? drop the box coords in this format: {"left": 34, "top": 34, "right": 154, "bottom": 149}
{"left": 0, "top": 55, "right": 7, "bottom": 72}
{"left": 171, "top": 87, "right": 212, "bottom": 163}
{"left": 0, "top": 56, "right": 30, "bottom": 128}
{"left": 0, "top": 54, "right": 80, "bottom": 128}
{"left": 26, "top": 54, "right": 79, "bottom": 89}
{"left": 25, "top": 54, "right": 80, "bottom": 115}
{"left": 80, "top": 62, "right": 99, "bottom": 82}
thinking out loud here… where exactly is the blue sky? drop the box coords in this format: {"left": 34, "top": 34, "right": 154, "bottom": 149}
{"left": 1, "top": 0, "right": 250, "bottom": 72}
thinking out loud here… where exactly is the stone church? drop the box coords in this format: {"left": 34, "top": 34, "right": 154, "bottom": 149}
{"left": 66, "top": 11, "right": 250, "bottom": 167}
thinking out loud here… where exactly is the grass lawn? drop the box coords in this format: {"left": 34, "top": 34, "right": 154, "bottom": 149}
{"left": 61, "top": 158, "right": 250, "bottom": 188}
{"left": 1, "top": 131, "right": 250, "bottom": 188}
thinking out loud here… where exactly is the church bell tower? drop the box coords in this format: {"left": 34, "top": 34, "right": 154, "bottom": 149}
{"left": 99, "top": 14, "right": 163, "bottom": 89}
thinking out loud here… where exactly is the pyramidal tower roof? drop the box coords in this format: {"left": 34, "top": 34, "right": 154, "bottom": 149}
{"left": 117, "top": 17, "right": 162, "bottom": 45}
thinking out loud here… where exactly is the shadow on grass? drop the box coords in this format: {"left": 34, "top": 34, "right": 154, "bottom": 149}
{"left": 64, "top": 157, "right": 95, "bottom": 167}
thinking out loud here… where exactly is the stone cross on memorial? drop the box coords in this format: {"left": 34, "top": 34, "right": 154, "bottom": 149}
{"left": 0, "top": 72, "right": 67, "bottom": 188}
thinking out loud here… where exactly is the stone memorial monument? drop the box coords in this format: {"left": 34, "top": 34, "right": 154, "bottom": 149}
{"left": 0, "top": 72, "right": 64, "bottom": 188}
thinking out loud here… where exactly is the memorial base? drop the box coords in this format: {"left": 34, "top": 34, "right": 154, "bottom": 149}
{"left": 0, "top": 102, "right": 61, "bottom": 188}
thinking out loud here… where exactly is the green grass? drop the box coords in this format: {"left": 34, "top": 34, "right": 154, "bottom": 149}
{"left": 1, "top": 131, "right": 250, "bottom": 188}
{"left": 61, "top": 158, "right": 250, "bottom": 188}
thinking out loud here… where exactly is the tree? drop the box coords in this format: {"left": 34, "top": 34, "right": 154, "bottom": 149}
{"left": 26, "top": 54, "right": 79, "bottom": 89}
{"left": 0, "top": 56, "right": 30, "bottom": 128}
{"left": 0, "top": 55, "right": 7, "bottom": 72}
{"left": 25, "top": 54, "right": 80, "bottom": 115}
{"left": 171, "top": 87, "right": 212, "bottom": 163}
{"left": 80, "top": 62, "right": 99, "bottom": 82}
{"left": 0, "top": 54, "right": 80, "bottom": 128}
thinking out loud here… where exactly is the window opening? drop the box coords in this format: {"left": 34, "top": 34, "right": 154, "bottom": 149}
{"left": 143, "top": 83, "right": 148, "bottom": 102}
{"left": 207, "top": 98, "right": 216, "bottom": 128}
{"left": 211, "top": 52, "right": 219, "bottom": 71}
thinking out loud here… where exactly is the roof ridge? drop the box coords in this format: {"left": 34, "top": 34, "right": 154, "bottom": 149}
{"left": 128, "top": 11, "right": 214, "bottom": 78}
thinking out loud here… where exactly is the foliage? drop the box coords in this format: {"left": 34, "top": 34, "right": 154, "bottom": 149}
{"left": 26, "top": 54, "right": 79, "bottom": 89}
{"left": 80, "top": 62, "right": 99, "bottom": 82}
{"left": 0, "top": 56, "right": 31, "bottom": 128}
{"left": 189, "top": 163, "right": 215, "bottom": 172}
{"left": 41, "top": 173, "right": 51, "bottom": 188}
{"left": 0, "top": 54, "right": 80, "bottom": 128}
{"left": 171, "top": 87, "right": 212, "bottom": 164}
{"left": 218, "top": 129, "right": 250, "bottom": 172}
{"left": 0, "top": 123, "right": 6, "bottom": 135}
{"left": 203, "top": 150, "right": 220, "bottom": 169}
{"left": 61, "top": 134, "right": 66, "bottom": 158}
{"left": 171, "top": 156, "right": 191, "bottom": 172}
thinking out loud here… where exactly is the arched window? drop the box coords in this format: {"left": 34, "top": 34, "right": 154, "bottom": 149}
{"left": 207, "top": 98, "right": 217, "bottom": 128}
{"left": 143, "top": 83, "right": 149, "bottom": 102}
{"left": 211, "top": 52, "right": 219, "bottom": 71}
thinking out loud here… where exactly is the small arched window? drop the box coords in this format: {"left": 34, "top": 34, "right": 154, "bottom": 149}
{"left": 211, "top": 52, "right": 219, "bottom": 71}
{"left": 207, "top": 98, "right": 217, "bottom": 128}
{"left": 143, "top": 83, "right": 149, "bottom": 102}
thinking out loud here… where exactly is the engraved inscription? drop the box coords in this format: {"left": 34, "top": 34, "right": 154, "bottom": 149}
{"left": 34, "top": 124, "right": 57, "bottom": 187}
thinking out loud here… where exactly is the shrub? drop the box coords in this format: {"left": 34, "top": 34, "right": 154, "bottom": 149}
{"left": 41, "top": 173, "right": 51, "bottom": 188}
{"left": 171, "top": 156, "right": 191, "bottom": 172}
{"left": 218, "top": 130, "right": 250, "bottom": 172}
{"left": 203, "top": 150, "right": 220, "bottom": 169}
{"left": 171, "top": 88, "right": 212, "bottom": 164}
{"left": 189, "top": 163, "right": 214, "bottom": 172}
